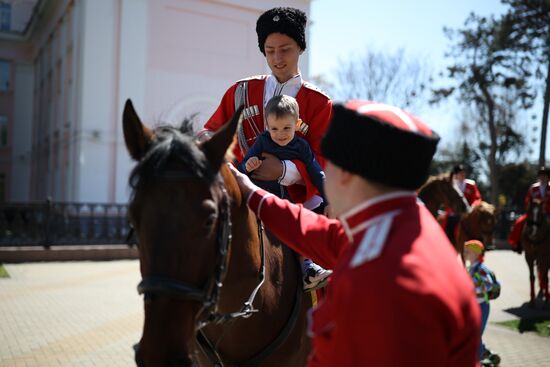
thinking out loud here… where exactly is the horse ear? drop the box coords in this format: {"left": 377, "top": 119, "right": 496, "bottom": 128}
{"left": 123, "top": 99, "right": 153, "bottom": 161}
{"left": 201, "top": 105, "right": 244, "bottom": 171}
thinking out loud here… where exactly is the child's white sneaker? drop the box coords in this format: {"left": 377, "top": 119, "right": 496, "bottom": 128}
{"left": 303, "top": 263, "right": 332, "bottom": 291}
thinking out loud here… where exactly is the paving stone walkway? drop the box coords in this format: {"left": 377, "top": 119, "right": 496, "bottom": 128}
{"left": 482, "top": 250, "right": 550, "bottom": 367}
{"left": 0, "top": 251, "right": 549, "bottom": 366}
{"left": 0, "top": 261, "right": 142, "bottom": 366}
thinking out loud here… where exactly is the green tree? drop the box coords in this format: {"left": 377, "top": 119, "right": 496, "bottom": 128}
{"left": 498, "top": 163, "right": 536, "bottom": 210}
{"left": 433, "top": 13, "right": 534, "bottom": 204}
{"left": 497, "top": 0, "right": 550, "bottom": 166}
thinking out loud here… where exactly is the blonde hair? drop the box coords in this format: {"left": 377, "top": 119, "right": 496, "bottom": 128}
{"left": 464, "top": 240, "right": 484, "bottom": 255}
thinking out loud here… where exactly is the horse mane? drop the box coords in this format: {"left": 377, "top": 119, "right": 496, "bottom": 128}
{"left": 473, "top": 201, "right": 495, "bottom": 215}
{"left": 433, "top": 172, "right": 451, "bottom": 182}
{"left": 418, "top": 172, "right": 451, "bottom": 194}
{"left": 129, "top": 120, "right": 216, "bottom": 191}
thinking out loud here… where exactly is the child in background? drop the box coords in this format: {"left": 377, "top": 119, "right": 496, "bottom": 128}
{"left": 463, "top": 240, "right": 501, "bottom": 366}
{"left": 240, "top": 94, "right": 331, "bottom": 291}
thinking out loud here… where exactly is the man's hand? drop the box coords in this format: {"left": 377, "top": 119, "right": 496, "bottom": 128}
{"left": 245, "top": 157, "right": 262, "bottom": 172}
{"left": 228, "top": 164, "right": 259, "bottom": 200}
{"left": 250, "top": 152, "right": 283, "bottom": 181}
{"left": 195, "top": 130, "right": 213, "bottom": 144}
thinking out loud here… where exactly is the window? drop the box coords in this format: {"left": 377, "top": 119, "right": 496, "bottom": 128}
{"left": 0, "top": 3, "right": 10, "bottom": 32}
{"left": 56, "top": 59, "right": 62, "bottom": 95}
{"left": 0, "top": 60, "right": 11, "bottom": 91}
{"left": 0, "top": 173, "right": 5, "bottom": 202}
{"left": 0, "top": 115, "right": 7, "bottom": 147}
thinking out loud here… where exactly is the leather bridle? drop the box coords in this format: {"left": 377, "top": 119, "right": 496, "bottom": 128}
{"left": 136, "top": 171, "right": 232, "bottom": 329}
{"left": 134, "top": 168, "right": 302, "bottom": 367}
{"left": 525, "top": 202, "right": 550, "bottom": 244}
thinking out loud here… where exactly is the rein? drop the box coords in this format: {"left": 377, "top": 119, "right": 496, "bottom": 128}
{"left": 525, "top": 213, "right": 550, "bottom": 244}
{"left": 198, "top": 218, "right": 266, "bottom": 328}
{"left": 197, "top": 221, "right": 304, "bottom": 367}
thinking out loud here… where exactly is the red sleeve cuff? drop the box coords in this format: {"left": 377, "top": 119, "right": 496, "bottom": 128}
{"left": 247, "top": 189, "right": 273, "bottom": 217}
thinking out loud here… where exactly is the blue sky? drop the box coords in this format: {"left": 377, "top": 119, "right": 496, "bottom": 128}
{"left": 307, "top": 0, "right": 522, "bottom": 151}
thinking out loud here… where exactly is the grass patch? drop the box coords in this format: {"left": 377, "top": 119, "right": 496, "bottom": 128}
{"left": 0, "top": 264, "right": 9, "bottom": 278}
{"left": 497, "top": 318, "right": 550, "bottom": 337}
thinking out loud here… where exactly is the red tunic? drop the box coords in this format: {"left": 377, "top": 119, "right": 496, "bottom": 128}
{"left": 461, "top": 179, "right": 482, "bottom": 206}
{"left": 508, "top": 181, "right": 550, "bottom": 246}
{"left": 248, "top": 190, "right": 481, "bottom": 367}
{"left": 524, "top": 182, "right": 550, "bottom": 212}
{"left": 204, "top": 76, "right": 332, "bottom": 202}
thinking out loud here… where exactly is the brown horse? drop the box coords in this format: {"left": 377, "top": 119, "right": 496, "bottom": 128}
{"left": 418, "top": 175, "right": 497, "bottom": 255}
{"left": 523, "top": 198, "right": 550, "bottom": 306}
{"left": 455, "top": 201, "right": 496, "bottom": 255}
{"left": 417, "top": 173, "right": 470, "bottom": 218}
{"left": 123, "top": 100, "right": 311, "bottom": 366}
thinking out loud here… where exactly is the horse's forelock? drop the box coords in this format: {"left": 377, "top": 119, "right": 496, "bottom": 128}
{"left": 475, "top": 201, "right": 495, "bottom": 215}
{"left": 437, "top": 172, "right": 452, "bottom": 182}
{"left": 129, "top": 124, "right": 215, "bottom": 191}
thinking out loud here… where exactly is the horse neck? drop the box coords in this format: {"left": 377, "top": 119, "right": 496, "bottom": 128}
{"left": 218, "top": 167, "right": 297, "bottom": 308}
{"left": 221, "top": 166, "right": 261, "bottom": 276}
{"left": 460, "top": 210, "right": 478, "bottom": 235}
{"left": 204, "top": 168, "right": 302, "bottom": 361}
{"left": 417, "top": 182, "right": 440, "bottom": 216}
{"left": 525, "top": 203, "right": 550, "bottom": 243}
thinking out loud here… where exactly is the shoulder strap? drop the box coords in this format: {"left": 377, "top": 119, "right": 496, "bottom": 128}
{"left": 234, "top": 81, "right": 247, "bottom": 111}
{"left": 301, "top": 81, "right": 331, "bottom": 99}
{"left": 235, "top": 81, "right": 249, "bottom": 156}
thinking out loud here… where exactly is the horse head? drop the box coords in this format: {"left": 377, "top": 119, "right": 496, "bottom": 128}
{"left": 123, "top": 99, "right": 243, "bottom": 367}
{"left": 418, "top": 173, "right": 470, "bottom": 217}
{"left": 466, "top": 202, "right": 496, "bottom": 248}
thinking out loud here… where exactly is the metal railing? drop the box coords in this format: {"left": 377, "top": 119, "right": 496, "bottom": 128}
{"left": 0, "top": 200, "right": 135, "bottom": 247}
{"left": 0, "top": 199, "right": 522, "bottom": 248}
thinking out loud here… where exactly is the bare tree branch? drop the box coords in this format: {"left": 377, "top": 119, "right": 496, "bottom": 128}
{"left": 331, "top": 47, "right": 433, "bottom": 113}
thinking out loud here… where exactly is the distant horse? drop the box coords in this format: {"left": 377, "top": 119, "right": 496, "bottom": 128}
{"left": 418, "top": 175, "right": 497, "bottom": 256}
{"left": 417, "top": 173, "right": 470, "bottom": 218}
{"left": 523, "top": 198, "right": 550, "bottom": 306}
{"left": 123, "top": 101, "right": 310, "bottom": 367}
{"left": 455, "top": 201, "right": 496, "bottom": 255}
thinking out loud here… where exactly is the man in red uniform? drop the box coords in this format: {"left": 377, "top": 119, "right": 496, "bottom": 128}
{"left": 444, "top": 164, "right": 483, "bottom": 241}
{"left": 508, "top": 166, "right": 550, "bottom": 253}
{"left": 199, "top": 7, "right": 332, "bottom": 205}
{"left": 230, "top": 101, "right": 481, "bottom": 366}
{"left": 452, "top": 164, "right": 482, "bottom": 206}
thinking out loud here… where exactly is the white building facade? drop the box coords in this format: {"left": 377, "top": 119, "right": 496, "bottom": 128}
{"left": 0, "top": 0, "right": 311, "bottom": 203}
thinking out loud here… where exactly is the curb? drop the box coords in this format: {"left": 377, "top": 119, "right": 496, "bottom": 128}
{"left": 0, "top": 245, "right": 139, "bottom": 263}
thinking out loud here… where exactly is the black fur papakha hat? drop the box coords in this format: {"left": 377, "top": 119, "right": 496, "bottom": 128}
{"left": 321, "top": 101, "right": 440, "bottom": 190}
{"left": 256, "top": 7, "right": 307, "bottom": 55}
{"left": 538, "top": 166, "right": 550, "bottom": 176}
{"left": 452, "top": 164, "right": 465, "bottom": 174}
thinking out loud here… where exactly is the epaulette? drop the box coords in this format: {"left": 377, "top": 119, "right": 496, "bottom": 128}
{"left": 465, "top": 178, "right": 477, "bottom": 185}
{"left": 302, "top": 81, "right": 331, "bottom": 99}
{"left": 349, "top": 210, "right": 400, "bottom": 268}
{"left": 532, "top": 182, "right": 541, "bottom": 188}
{"left": 236, "top": 75, "right": 268, "bottom": 83}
